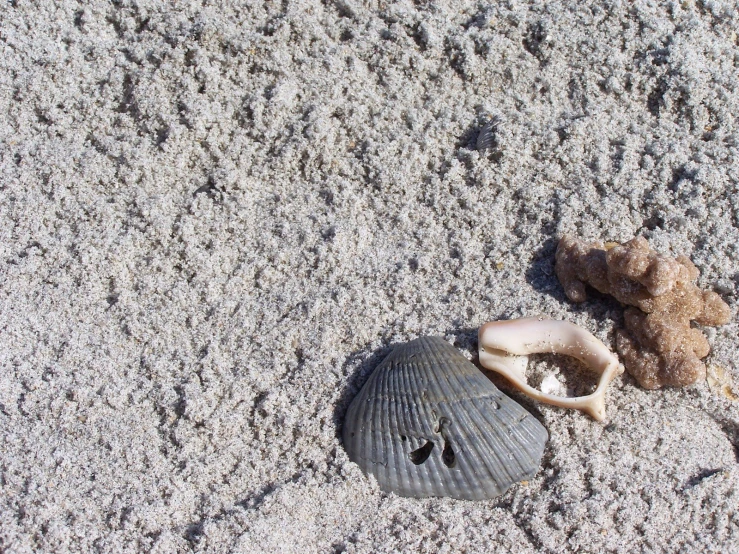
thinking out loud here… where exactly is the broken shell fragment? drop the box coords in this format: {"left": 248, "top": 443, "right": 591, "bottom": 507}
{"left": 476, "top": 118, "right": 499, "bottom": 151}
{"left": 343, "top": 336, "right": 548, "bottom": 500}
{"left": 478, "top": 317, "right": 624, "bottom": 422}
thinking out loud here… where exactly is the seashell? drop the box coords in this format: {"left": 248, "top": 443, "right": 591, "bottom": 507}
{"left": 343, "top": 336, "right": 548, "bottom": 500}
{"left": 478, "top": 318, "right": 624, "bottom": 421}
{"left": 476, "top": 118, "right": 498, "bottom": 151}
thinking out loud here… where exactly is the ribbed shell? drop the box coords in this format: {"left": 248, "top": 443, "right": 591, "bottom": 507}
{"left": 343, "top": 337, "right": 548, "bottom": 500}
{"left": 476, "top": 119, "right": 498, "bottom": 151}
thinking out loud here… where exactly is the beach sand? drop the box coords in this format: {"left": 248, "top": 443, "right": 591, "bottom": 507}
{"left": 1, "top": 1, "right": 738, "bottom": 552}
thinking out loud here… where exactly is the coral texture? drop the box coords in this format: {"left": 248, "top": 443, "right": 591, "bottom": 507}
{"left": 555, "top": 235, "right": 731, "bottom": 389}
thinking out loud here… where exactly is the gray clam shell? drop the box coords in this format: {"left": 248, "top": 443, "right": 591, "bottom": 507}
{"left": 343, "top": 336, "right": 548, "bottom": 500}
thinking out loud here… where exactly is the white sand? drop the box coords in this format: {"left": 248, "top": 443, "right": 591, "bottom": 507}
{"left": 1, "top": 1, "right": 738, "bottom": 552}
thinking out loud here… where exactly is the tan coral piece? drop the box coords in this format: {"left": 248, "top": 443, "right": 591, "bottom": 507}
{"left": 478, "top": 317, "right": 624, "bottom": 421}
{"left": 555, "top": 235, "right": 731, "bottom": 389}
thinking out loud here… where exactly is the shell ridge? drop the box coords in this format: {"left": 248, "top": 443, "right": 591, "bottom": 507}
{"left": 419, "top": 339, "right": 507, "bottom": 498}
{"left": 443, "top": 353, "right": 522, "bottom": 496}
{"left": 473, "top": 390, "right": 546, "bottom": 485}
{"left": 412, "top": 338, "right": 448, "bottom": 497}
{"left": 424, "top": 339, "right": 504, "bottom": 498}
{"left": 421, "top": 341, "right": 509, "bottom": 495}
{"left": 452, "top": 382, "right": 514, "bottom": 496}
{"left": 433, "top": 342, "right": 539, "bottom": 492}
{"left": 508, "top": 410, "right": 548, "bottom": 471}
{"left": 497, "top": 396, "right": 549, "bottom": 469}
{"left": 450, "top": 350, "right": 546, "bottom": 483}
{"left": 477, "top": 398, "right": 534, "bottom": 486}
{"left": 384, "top": 353, "right": 408, "bottom": 493}
{"left": 393, "top": 346, "right": 416, "bottom": 495}
{"left": 411, "top": 346, "right": 444, "bottom": 497}
{"left": 387, "top": 339, "right": 437, "bottom": 497}
{"left": 347, "top": 365, "right": 375, "bottom": 471}
{"left": 402, "top": 348, "right": 429, "bottom": 496}
{"left": 364, "top": 356, "right": 389, "bottom": 473}
{"left": 421, "top": 339, "right": 476, "bottom": 497}
{"left": 378, "top": 355, "right": 394, "bottom": 492}
{"left": 360, "top": 366, "right": 379, "bottom": 476}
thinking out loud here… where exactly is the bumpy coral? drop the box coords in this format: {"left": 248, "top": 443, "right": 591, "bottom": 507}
{"left": 555, "top": 235, "right": 731, "bottom": 389}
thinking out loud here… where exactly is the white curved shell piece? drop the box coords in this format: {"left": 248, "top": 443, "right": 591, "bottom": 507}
{"left": 343, "top": 337, "right": 548, "bottom": 500}
{"left": 478, "top": 318, "right": 624, "bottom": 422}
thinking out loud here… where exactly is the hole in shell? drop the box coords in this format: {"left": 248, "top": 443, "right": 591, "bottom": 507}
{"left": 409, "top": 440, "right": 434, "bottom": 465}
{"left": 400, "top": 435, "right": 407, "bottom": 442}
{"left": 442, "top": 441, "right": 456, "bottom": 468}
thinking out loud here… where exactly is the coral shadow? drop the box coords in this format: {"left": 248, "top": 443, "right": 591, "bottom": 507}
{"left": 524, "top": 236, "right": 562, "bottom": 299}
{"left": 527, "top": 236, "right": 625, "bottom": 326}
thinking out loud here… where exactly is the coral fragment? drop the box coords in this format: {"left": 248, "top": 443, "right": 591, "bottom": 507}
{"left": 555, "top": 235, "right": 731, "bottom": 389}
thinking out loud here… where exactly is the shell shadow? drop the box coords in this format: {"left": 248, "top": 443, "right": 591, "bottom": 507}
{"left": 333, "top": 340, "right": 397, "bottom": 439}
{"left": 455, "top": 121, "right": 482, "bottom": 151}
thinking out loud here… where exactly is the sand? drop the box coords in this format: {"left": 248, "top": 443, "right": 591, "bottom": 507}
{"left": 1, "top": 1, "right": 738, "bottom": 552}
